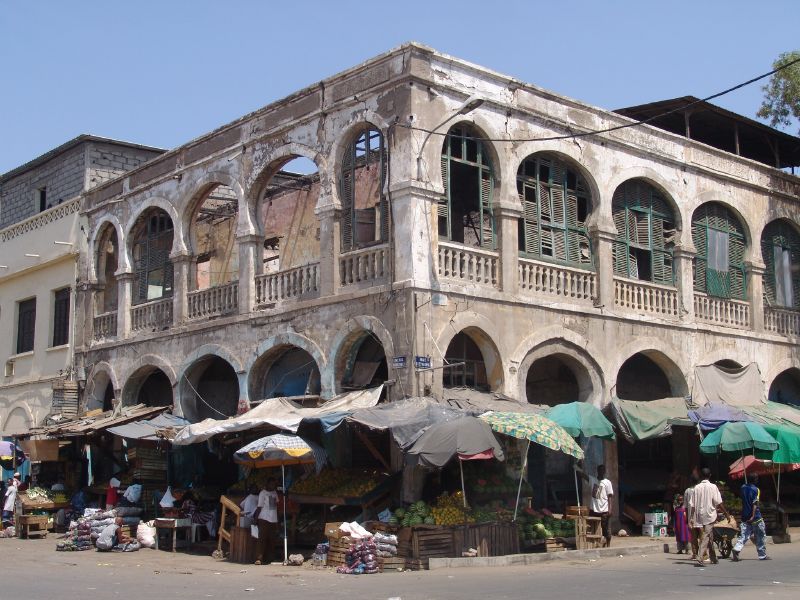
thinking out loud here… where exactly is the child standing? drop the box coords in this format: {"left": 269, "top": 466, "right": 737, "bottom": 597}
{"left": 673, "top": 493, "right": 690, "bottom": 554}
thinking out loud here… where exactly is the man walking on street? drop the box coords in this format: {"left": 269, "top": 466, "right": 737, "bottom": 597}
{"left": 684, "top": 473, "right": 700, "bottom": 559}
{"left": 590, "top": 465, "right": 614, "bottom": 548}
{"left": 732, "top": 473, "right": 769, "bottom": 561}
{"left": 690, "top": 468, "right": 730, "bottom": 567}
{"left": 254, "top": 477, "right": 279, "bottom": 565}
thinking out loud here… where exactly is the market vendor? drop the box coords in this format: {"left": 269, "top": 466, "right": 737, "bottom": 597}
{"left": 2, "top": 477, "right": 17, "bottom": 526}
{"left": 106, "top": 477, "right": 121, "bottom": 509}
{"left": 181, "top": 490, "right": 218, "bottom": 538}
{"left": 254, "top": 478, "right": 278, "bottom": 565}
{"left": 96, "top": 517, "right": 134, "bottom": 551}
{"left": 239, "top": 485, "right": 260, "bottom": 527}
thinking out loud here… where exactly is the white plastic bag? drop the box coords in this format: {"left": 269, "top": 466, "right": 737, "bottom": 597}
{"left": 136, "top": 522, "right": 156, "bottom": 548}
{"left": 160, "top": 486, "right": 176, "bottom": 508}
{"left": 250, "top": 524, "right": 259, "bottom": 538}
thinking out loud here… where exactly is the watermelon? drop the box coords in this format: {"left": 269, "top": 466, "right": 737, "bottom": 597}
{"left": 395, "top": 508, "right": 406, "bottom": 519}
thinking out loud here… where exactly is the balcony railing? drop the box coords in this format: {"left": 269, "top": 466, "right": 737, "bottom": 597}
{"left": 131, "top": 298, "right": 173, "bottom": 332}
{"left": 518, "top": 258, "right": 596, "bottom": 302}
{"left": 93, "top": 311, "right": 117, "bottom": 340}
{"left": 255, "top": 263, "right": 320, "bottom": 306}
{"left": 614, "top": 277, "right": 679, "bottom": 318}
{"left": 188, "top": 281, "right": 239, "bottom": 320}
{"left": 438, "top": 242, "right": 499, "bottom": 288}
{"left": 765, "top": 306, "right": 800, "bottom": 336}
{"left": 340, "top": 245, "right": 389, "bottom": 286}
{"left": 693, "top": 293, "right": 750, "bottom": 329}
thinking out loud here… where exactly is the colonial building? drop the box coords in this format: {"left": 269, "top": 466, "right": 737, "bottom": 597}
{"left": 74, "top": 44, "right": 800, "bottom": 505}
{"left": 0, "top": 136, "right": 163, "bottom": 435}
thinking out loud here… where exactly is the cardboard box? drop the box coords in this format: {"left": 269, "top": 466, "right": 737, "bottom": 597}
{"left": 644, "top": 512, "right": 667, "bottom": 526}
{"left": 642, "top": 524, "right": 668, "bottom": 537}
{"left": 325, "top": 522, "right": 346, "bottom": 540}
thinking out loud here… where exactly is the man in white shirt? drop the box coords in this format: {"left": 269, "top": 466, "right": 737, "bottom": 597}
{"left": 239, "top": 485, "right": 260, "bottom": 527}
{"left": 690, "top": 468, "right": 730, "bottom": 566}
{"left": 684, "top": 473, "right": 700, "bottom": 559}
{"left": 589, "top": 464, "right": 614, "bottom": 547}
{"left": 2, "top": 477, "right": 18, "bottom": 526}
{"left": 254, "top": 478, "right": 278, "bottom": 565}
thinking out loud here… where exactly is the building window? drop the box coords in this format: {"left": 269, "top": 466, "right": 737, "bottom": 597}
{"left": 52, "top": 287, "right": 71, "bottom": 347}
{"left": 517, "top": 154, "right": 593, "bottom": 268}
{"left": 38, "top": 187, "right": 48, "bottom": 212}
{"left": 692, "top": 202, "right": 746, "bottom": 299}
{"left": 340, "top": 127, "right": 388, "bottom": 251}
{"left": 761, "top": 219, "right": 800, "bottom": 309}
{"left": 132, "top": 210, "right": 174, "bottom": 304}
{"left": 16, "top": 298, "right": 36, "bottom": 354}
{"left": 440, "top": 125, "right": 494, "bottom": 248}
{"left": 612, "top": 179, "right": 676, "bottom": 285}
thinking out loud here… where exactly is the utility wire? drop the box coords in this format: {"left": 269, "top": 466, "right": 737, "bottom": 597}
{"left": 398, "top": 57, "right": 800, "bottom": 144}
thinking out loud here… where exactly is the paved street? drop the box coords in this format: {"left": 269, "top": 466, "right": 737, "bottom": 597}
{"left": 5, "top": 536, "right": 800, "bottom": 600}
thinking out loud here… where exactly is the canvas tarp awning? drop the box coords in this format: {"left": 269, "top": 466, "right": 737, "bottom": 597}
{"left": 24, "top": 405, "right": 170, "bottom": 438}
{"left": 440, "top": 387, "right": 546, "bottom": 415}
{"left": 693, "top": 363, "right": 765, "bottom": 407}
{"left": 744, "top": 401, "right": 800, "bottom": 429}
{"left": 608, "top": 397, "right": 692, "bottom": 443}
{"left": 106, "top": 413, "right": 190, "bottom": 441}
{"left": 171, "top": 386, "right": 382, "bottom": 446}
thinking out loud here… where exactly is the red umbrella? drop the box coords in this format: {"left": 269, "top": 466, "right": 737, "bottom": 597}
{"left": 729, "top": 454, "right": 800, "bottom": 480}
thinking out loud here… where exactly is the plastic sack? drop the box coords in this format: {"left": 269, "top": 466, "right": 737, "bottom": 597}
{"left": 250, "top": 524, "right": 259, "bottom": 538}
{"left": 136, "top": 522, "right": 156, "bottom": 548}
{"left": 160, "top": 486, "right": 176, "bottom": 508}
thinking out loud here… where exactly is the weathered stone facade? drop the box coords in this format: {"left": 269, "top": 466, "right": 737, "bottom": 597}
{"left": 74, "top": 44, "right": 800, "bottom": 503}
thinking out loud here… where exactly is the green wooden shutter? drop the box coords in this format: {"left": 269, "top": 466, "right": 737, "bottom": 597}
{"left": 438, "top": 153, "right": 451, "bottom": 239}
{"left": 379, "top": 135, "right": 389, "bottom": 242}
{"left": 479, "top": 169, "right": 494, "bottom": 249}
{"left": 340, "top": 146, "right": 355, "bottom": 251}
{"left": 692, "top": 203, "right": 746, "bottom": 299}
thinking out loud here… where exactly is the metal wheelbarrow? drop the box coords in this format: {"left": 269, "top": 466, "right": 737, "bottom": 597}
{"left": 712, "top": 516, "right": 738, "bottom": 559}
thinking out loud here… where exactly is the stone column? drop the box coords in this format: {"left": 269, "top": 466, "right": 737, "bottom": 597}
{"left": 389, "top": 180, "right": 441, "bottom": 289}
{"left": 746, "top": 260, "right": 766, "bottom": 332}
{"left": 171, "top": 253, "right": 191, "bottom": 324}
{"left": 237, "top": 233, "right": 263, "bottom": 313}
{"left": 494, "top": 201, "right": 522, "bottom": 294}
{"left": 116, "top": 271, "right": 134, "bottom": 338}
{"left": 673, "top": 245, "right": 696, "bottom": 321}
{"left": 317, "top": 203, "right": 341, "bottom": 297}
{"left": 588, "top": 224, "right": 617, "bottom": 310}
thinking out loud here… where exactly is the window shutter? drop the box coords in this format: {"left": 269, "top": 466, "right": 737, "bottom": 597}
{"left": 438, "top": 154, "right": 451, "bottom": 239}
{"left": 379, "top": 137, "right": 389, "bottom": 242}
{"left": 479, "top": 170, "right": 494, "bottom": 249}
{"left": 340, "top": 145, "right": 355, "bottom": 251}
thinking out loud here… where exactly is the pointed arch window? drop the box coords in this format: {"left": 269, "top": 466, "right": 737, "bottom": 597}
{"left": 440, "top": 126, "right": 494, "bottom": 248}
{"left": 339, "top": 127, "right": 388, "bottom": 251}
{"left": 516, "top": 154, "right": 592, "bottom": 267}
{"left": 762, "top": 220, "right": 800, "bottom": 308}
{"left": 132, "top": 211, "right": 174, "bottom": 304}
{"left": 692, "top": 203, "right": 746, "bottom": 299}
{"left": 612, "top": 180, "right": 676, "bottom": 284}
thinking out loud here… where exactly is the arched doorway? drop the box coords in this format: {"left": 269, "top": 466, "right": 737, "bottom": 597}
{"left": 129, "top": 208, "right": 174, "bottom": 304}
{"left": 249, "top": 345, "right": 321, "bottom": 402}
{"left": 95, "top": 224, "right": 119, "bottom": 315}
{"left": 336, "top": 332, "right": 388, "bottom": 394}
{"left": 181, "top": 356, "right": 240, "bottom": 422}
{"left": 769, "top": 368, "right": 800, "bottom": 406}
{"left": 87, "top": 370, "right": 115, "bottom": 412}
{"left": 442, "top": 330, "right": 502, "bottom": 392}
{"left": 123, "top": 367, "right": 173, "bottom": 408}
{"left": 714, "top": 359, "right": 742, "bottom": 370}
{"left": 189, "top": 184, "right": 239, "bottom": 290}
{"left": 615, "top": 351, "right": 690, "bottom": 514}
{"left": 526, "top": 354, "right": 589, "bottom": 406}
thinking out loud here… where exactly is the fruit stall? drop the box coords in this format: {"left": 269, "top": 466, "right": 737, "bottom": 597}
{"left": 15, "top": 487, "right": 72, "bottom": 538}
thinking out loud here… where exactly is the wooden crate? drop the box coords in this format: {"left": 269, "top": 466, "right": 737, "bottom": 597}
{"left": 452, "top": 522, "right": 519, "bottom": 557}
{"left": 411, "top": 526, "right": 454, "bottom": 561}
{"left": 545, "top": 537, "right": 568, "bottom": 553}
{"left": 229, "top": 526, "right": 257, "bottom": 563}
{"left": 377, "top": 556, "right": 407, "bottom": 572}
{"left": 18, "top": 514, "right": 49, "bottom": 539}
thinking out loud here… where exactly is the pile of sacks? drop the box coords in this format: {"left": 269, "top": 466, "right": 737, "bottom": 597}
{"left": 336, "top": 538, "right": 379, "bottom": 575}
{"left": 373, "top": 532, "right": 398, "bottom": 558}
{"left": 56, "top": 519, "right": 93, "bottom": 552}
{"left": 84, "top": 509, "right": 117, "bottom": 542}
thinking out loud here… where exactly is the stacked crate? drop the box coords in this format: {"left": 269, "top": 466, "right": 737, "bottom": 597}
{"left": 126, "top": 446, "right": 168, "bottom": 513}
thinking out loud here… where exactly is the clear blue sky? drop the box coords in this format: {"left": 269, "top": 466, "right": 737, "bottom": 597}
{"left": 1, "top": 0, "right": 797, "bottom": 173}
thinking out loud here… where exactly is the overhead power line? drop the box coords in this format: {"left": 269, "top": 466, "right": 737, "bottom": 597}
{"left": 397, "top": 57, "right": 800, "bottom": 143}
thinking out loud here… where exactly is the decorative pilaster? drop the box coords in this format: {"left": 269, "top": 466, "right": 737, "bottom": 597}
{"left": 588, "top": 224, "right": 617, "bottom": 309}
{"left": 116, "top": 272, "right": 134, "bottom": 339}
{"left": 171, "top": 253, "right": 191, "bottom": 324}
{"left": 673, "top": 244, "right": 697, "bottom": 321}
{"left": 746, "top": 260, "right": 766, "bottom": 332}
{"left": 317, "top": 202, "right": 341, "bottom": 297}
{"left": 237, "top": 233, "right": 263, "bottom": 314}
{"left": 388, "top": 180, "right": 441, "bottom": 289}
{"left": 494, "top": 200, "right": 522, "bottom": 294}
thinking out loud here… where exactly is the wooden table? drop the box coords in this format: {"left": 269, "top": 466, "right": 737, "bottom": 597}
{"left": 154, "top": 518, "right": 192, "bottom": 552}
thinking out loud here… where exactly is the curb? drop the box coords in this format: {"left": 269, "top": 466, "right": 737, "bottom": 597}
{"left": 428, "top": 542, "right": 669, "bottom": 570}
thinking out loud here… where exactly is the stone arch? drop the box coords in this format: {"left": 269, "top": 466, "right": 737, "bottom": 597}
{"left": 696, "top": 347, "right": 754, "bottom": 373}
{"left": 246, "top": 331, "right": 330, "bottom": 400}
{"left": 89, "top": 215, "right": 127, "bottom": 276}
{"left": 515, "top": 336, "right": 605, "bottom": 408}
{"left": 436, "top": 315, "right": 504, "bottom": 393}
{"left": 329, "top": 315, "right": 396, "bottom": 395}
{"left": 690, "top": 194, "right": 754, "bottom": 260}
{"left": 331, "top": 115, "right": 393, "bottom": 186}
{"left": 179, "top": 169, "right": 245, "bottom": 247}
{"left": 86, "top": 361, "right": 120, "bottom": 411}
{"left": 178, "top": 351, "right": 241, "bottom": 422}
{"left": 120, "top": 354, "right": 177, "bottom": 408}
{"left": 3, "top": 402, "right": 34, "bottom": 435}
{"left": 613, "top": 346, "right": 689, "bottom": 400}
{"left": 125, "top": 197, "right": 185, "bottom": 258}
{"left": 767, "top": 364, "right": 800, "bottom": 406}
{"left": 245, "top": 142, "right": 329, "bottom": 236}
{"left": 606, "top": 168, "right": 684, "bottom": 234}
{"left": 513, "top": 146, "right": 603, "bottom": 228}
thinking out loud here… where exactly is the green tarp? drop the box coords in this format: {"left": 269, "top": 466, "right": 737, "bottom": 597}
{"left": 608, "top": 397, "right": 692, "bottom": 443}
{"left": 762, "top": 423, "right": 800, "bottom": 464}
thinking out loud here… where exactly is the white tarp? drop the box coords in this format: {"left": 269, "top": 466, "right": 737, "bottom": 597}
{"left": 172, "top": 386, "right": 382, "bottom": 445}
{"left": 693, "top": 363, "right": 765, "bottom": 407}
